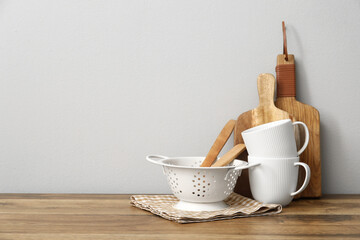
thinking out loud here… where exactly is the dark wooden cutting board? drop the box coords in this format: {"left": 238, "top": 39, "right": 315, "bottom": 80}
{"left": 275, "top": 54, "right": 321, "bottom": 198}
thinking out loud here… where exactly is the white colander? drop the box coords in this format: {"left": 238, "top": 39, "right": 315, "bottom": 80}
{"left": 146, "top": 155, "right": 259, "bottom": 211}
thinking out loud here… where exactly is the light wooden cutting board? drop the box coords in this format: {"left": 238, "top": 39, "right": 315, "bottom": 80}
{"left": 233, "top": 73, "right": 296, "bottom": 198}
{"left": 275, "top": 54, "right": 321, "bottom": 198}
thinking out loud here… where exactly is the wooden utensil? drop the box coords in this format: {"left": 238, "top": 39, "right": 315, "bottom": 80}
{"left": 200, "top": 120, "right": 236, "bottom": 167}
{"left": 274, "top": 22, "right": 321, "bottom": 198}
{"left": 212, "top": 144, "right": 246, "bottom": 167}
{"left": 233, "top": 73, "right": 296, "bottom": 197}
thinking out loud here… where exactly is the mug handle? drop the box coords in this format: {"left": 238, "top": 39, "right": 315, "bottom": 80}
{"left": 293, "top": 121, "right": 310, "bottom": 156}
{"left": 290, "top": 162, "right": 311, "bottom": 197}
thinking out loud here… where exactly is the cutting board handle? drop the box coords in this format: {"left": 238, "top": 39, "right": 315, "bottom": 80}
{"left": 257, "top": 73, "right": 276, "bottom": 107}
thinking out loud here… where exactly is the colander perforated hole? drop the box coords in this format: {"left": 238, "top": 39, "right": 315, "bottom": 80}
{"left": 192, "top": 192, "right": 195, "bottom": 194}
{"left": 190, "top": 170, "right": 210, "bottom": 197}
{"left": 222, "top": 171, "right": 241, "bottom": 196}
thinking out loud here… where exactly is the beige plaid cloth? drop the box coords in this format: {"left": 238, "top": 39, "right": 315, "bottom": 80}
{"left": 130, "top": 193, "right": 282, "bottom": 223}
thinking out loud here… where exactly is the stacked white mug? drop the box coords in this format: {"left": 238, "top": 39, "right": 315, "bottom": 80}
{"left": 241, "top": 119, "right": 311, "bottom": 206}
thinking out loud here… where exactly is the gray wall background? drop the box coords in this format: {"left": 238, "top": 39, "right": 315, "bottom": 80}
{"left": 0, "top": 0, "right": 359, "bottom": 194}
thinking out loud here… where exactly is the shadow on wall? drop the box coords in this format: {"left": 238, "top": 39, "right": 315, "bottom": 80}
{"left": 290, "top": 25, "right": 309, "bottom": 104}
{"left": 320, "top": 114, "right": 341, "bottom": 194}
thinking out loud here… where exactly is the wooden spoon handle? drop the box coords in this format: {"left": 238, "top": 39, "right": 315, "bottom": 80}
{"left": 211, "top": 144, "right": 246, "bottom": 167}
{"left": 200, "top": 120, "right": 236, "bottom": 167}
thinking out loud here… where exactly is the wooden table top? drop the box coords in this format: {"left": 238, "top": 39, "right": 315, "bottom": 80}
{"left": 0, "top": 194, "right": 359, "bottom": 239}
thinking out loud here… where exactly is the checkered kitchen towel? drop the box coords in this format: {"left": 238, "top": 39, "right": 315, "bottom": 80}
{"left": 130, "top": 193, "right": 282, "bottom": 223}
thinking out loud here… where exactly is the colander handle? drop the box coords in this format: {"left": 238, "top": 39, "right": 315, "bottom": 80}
{"left": 224, "top": 162, "right": 261, "bottom": 180}
{"left": 146, "top": 155, "right": 169, "bottom": 175}
{"left": 146, "top": 155, "right": 169, "bottom": 165}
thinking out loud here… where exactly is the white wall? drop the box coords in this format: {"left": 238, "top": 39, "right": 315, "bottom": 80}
{"left": 0, "top": 0, "right": 359, "bottom": 194}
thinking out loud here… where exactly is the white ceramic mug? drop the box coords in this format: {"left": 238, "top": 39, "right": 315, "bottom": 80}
{"left": 248, "top": 156, "right": 310, "bottom": 206}
{"left": 241, "top": 119, "right": 309, "bottom": 157}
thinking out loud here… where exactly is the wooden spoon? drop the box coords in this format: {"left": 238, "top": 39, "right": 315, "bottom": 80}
{"left": 211, "top": 144, "right": 246, "bottom": 167}
{"left": 200, "top": 119, "right": 236, "bottom": 167}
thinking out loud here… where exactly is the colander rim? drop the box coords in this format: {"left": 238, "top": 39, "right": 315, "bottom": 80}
{"left": 147, "top": 156, "right": 247, "bottom": 169}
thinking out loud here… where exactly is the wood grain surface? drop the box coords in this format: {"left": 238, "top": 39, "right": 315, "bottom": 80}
{"left": 234, "top": 73, "right": 296, "bottom": 197}
{"left": 0, "top": 194, "right": 359, "bottom": 239}
{"left": 275, "top": 54, "right": 321, "bottom": 198}
{"left": 211, "top": 144, "right": 246, "bottom": 167}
